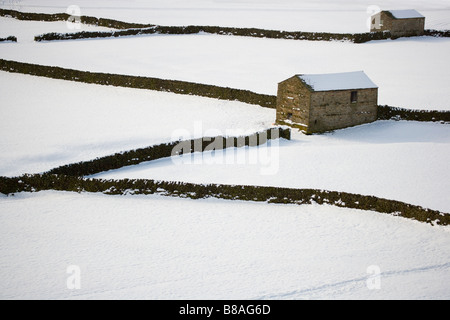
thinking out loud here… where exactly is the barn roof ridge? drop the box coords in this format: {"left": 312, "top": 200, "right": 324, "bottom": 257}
{"left": 295, "top": 71, "right": 378, "bottom": 92}
{"left": 383, "top": 9, "right": 425, "bottom": 19}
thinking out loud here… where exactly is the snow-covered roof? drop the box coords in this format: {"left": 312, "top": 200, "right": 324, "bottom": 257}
{"left": 387, "top": 9, "right": 424, "bottom": 19}
{"left": 297, "top": 71, "right": 378, "bottom": 92}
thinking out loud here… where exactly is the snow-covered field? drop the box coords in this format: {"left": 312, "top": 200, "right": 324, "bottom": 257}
{"left": 1, "top": 22, "right": 449, "bottom": 110}
{"left": 0, "top": 0, "right": 449, "bottom": 300}
{"left": 2, "top": 0, "right": 450, "bottom": 32}
{"left": 0, "top": 17, "right": 113, "bottom": 42}
{"left": 0, "top": 72, "right": 273, "bottom": 177}
{"left": 92, "top": 123, "right": 450, "bottom": 214}
{"left": 1, "top": 191, "right": 449, "bottom": 300}
{"left": 1, "top": 72, "right": 448, "bottom": 213}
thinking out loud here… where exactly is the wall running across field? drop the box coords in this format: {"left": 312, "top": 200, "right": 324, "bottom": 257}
{"left": 1, "top": 58, "right": 450, "bottom": 121}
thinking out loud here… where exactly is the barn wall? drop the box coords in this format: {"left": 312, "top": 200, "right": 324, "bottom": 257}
{"left": 308, "top": 88, "right": 378, "bottom": 133}
{"left": 276, "top": 76, "right": 311, "bottom": 130}
{"left": 391, "top": 18, "right": 425, "bottom": 37}
{"left": 371, "top": 12, "right": 392, "bottom": 32}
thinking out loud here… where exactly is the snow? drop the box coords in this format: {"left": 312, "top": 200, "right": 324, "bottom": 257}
{"left": 298, "top": 71, "right": 378, "bottom": 92}
{"left": 1, "top": 24, "right": 449, "bottom": 110}
{"left": 0, "top": 0, "right": 449, "bottom": 300}
{"left": 389, "top": 9, "right": 425, "bottom": 19}
{"left": 1, "top": 0, "right": 450, "bottom": 32}
{"left": 0, "top": 72, "right": 274, "bottom": 177}
{"left": 92, "top": 123, "right": 450, "bottom": 214}
{"left": 0, "top": 191, "right": 449, "bottom": 300}
{"left": 0, "top": 17, "right": 113, "bottom": 43}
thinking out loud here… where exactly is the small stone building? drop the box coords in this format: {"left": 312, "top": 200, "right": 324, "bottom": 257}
{"left": 276, "top": 71, "right": 378, "bottom": 134}
{"left": 371, "top": 9, "right": 425, "bottom": 38}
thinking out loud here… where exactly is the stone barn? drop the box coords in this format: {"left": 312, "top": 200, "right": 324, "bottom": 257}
{"left": 370, "top": 9, "right": 425, "bottom": 38}
{"left": 276, "top": 71, "right": 378, "bottom": 134}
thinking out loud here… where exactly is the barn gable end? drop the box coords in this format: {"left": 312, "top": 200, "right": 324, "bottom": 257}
{"left": 276, "top": 76, "right": 312, "bottom": 131}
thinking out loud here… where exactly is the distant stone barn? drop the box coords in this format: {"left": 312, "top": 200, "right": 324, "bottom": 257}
{"left": 276, "top": 71, "right": 378, "bottom": 134}
{"left": 371, "top": 9, "right": 425, "bottom": 38}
